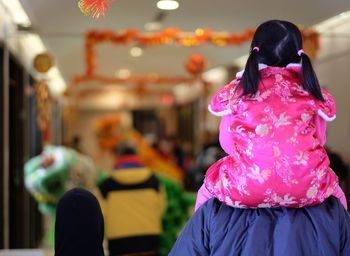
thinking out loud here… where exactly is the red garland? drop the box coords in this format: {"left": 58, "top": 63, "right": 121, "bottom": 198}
{"left": 78, "top": 0, "right": 112, "bottom": 18}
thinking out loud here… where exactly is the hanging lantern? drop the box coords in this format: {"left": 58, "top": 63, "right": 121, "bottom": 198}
{"left": 33, "top": 53, "right": 54, "bottom": 73}
{"left": 78, "top": 0, "right": 113, "bottom": 18}
{"left": 185, "top": 53, "right": 207, "bottom": 76}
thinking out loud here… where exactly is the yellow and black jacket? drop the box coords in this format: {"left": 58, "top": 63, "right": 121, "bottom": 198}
{"left": 97, "top": 166, "right": 166, "bottom": 256}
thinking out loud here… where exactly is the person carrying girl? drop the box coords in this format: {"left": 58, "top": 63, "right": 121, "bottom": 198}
{"left": 195, "top": 20, "right": 347, "bottom": 210}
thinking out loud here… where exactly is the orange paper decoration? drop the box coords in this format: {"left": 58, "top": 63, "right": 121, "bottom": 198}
{"left": 78, "top": 0, "right": 112, "bottom": 18}
{"left": 186, "top": 53, "right": 207, "bottom": 76}
{"left": 94, "top": 116, "right": 121, "bottom": 150}
{"left": 83, "top": 28, "right": 319, "bottom": 77}
{"left": 68, "top": 27, "right": 320, "bottom": 96}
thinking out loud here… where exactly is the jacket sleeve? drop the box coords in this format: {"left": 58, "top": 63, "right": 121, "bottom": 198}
{"left": 194, "top": 184, "right": 213, "bottom": 211}
{"left": 317, "top": 88, "right": 336, "bottom": 122}
{"left": 208, "top": 81, "right": 238, "bottom": 117}
{"left": 169, "top": 201, "right": 211, "bottom": 255}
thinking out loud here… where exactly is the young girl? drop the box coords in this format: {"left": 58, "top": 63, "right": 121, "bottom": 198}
{"left": 195, "top": 20, "right": 347, "bottom": 210}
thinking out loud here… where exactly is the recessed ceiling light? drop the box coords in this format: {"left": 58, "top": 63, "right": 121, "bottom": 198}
{"left": 156, "top": 0, "right": 179, "bottom": 11}
{"left": 130, "top": 47, "right": 143, "bottom": 57}
{"left": 144, "top": 21, "right": 163, "bottom": 31}
{"left": 115, "top": 69, "right": 131, "bottom": 79}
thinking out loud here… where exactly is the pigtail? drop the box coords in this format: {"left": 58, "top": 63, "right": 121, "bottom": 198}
{"left": 300, "top": 52, "right": 325, "bottom": 101}
{"left": 240, "top": 48, "right": 260, "bottom": 97}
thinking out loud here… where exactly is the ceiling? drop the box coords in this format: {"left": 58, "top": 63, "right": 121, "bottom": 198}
{"left": 18, "top": 0, "right": 350, "bottom": 95}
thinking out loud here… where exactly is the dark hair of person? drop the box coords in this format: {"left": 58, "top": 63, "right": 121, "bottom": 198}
{"left": 55, "top": 188, "right": 104, "bottom": 256}
{"left": 240, "top": 19, "right": 324, "bottom": 101}
{"left": 115, "top": 141, "right": 137, "bottom": 156}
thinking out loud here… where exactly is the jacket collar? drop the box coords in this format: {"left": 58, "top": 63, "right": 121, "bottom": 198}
{"left": 236, "top": 63, "right": 302, "bottom": 79}
{"left": 114, "top": 155, "right": 144, "bottom": 169}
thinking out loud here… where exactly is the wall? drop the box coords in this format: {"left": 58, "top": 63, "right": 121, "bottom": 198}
{"left": 315, "top": 18, "right": 350, "bottom": 163}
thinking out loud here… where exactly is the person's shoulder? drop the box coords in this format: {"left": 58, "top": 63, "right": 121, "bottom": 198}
{"left": 97, "top": 176, "right": 116, "bottom": 195}
{"left": 195, "top": 198, "right": 235, "bottom": 219}
{"left": 97, "top": 175, "right": 114, "bottom": 187}
{"left": 324, "top": 196, "right": 350, "bottom": 218}
{"left": 198, "top": 196, "right": 349, "bottom": 222}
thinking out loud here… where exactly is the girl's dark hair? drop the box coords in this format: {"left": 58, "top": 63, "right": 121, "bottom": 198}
{"left": 241, "top": 20, "right": 324, "bottom": 101}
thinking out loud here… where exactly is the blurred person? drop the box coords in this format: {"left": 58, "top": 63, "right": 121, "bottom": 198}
{"left": 326, "top": 147, "right": 349, "bottom": 182}
{"left": 70, "top": 135, "right": 84, "bottom": 154}
{"left": 171, "top": 136, "right": 185, "bottom": 170}
{"left": 158, "top": 138, "right": 174, "bottom": 161}
{"left": 55, "top": 188, "right": 104, "bottom": 256}
{"left": 196, "top": 20, "right": 347, "bottom": 210}
{"left": 184, "top": 131, "right": 225, "bottom": 191}
{"left": 186, "top": 141, "right": 226, "bottom": 191}
{"left": 97, "top": 141, "right": 166, "bottom": 256}
{"left": 326, "top": 147, "right": 350, "bottom": 206}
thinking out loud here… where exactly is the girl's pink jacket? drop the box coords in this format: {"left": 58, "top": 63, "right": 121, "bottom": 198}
{"left": 196, "top": 64, "right": 347, "bottom": 210}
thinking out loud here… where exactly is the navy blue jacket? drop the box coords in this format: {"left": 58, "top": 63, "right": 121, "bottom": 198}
{"left": 170, "top": 197, "right": 350, "bottom": 256}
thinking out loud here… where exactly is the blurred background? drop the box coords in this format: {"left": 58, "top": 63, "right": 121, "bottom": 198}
{"left": 0, "top": 0, "right": 350, "bottom": 255}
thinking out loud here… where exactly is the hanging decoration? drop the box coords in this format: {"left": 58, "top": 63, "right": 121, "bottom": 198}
{"left": 68, "top": 27, "right": 320, "bottom": 97}
{"left": 78, "top": 0, "right": 113, "bottom": 18}
{"left": 69, "top": 72, "right": 199, "bottom": 93}
{"left": 32, "top": 52, "right": 56, "bottom": 143}
{"left": 94, "top": 116, "right": 122, "bottom": 151}
{"left": 33, "top": 52, "right": 54, "bottom": 73}
{"left": 185, "top": 53, "right": 207, "bottom": 76}
{"left": 83, "top": 28, "right": 319, "bottom": 76}
{"left": 34, "top": 80, "right": 52, "bottom": 142}
{"left": 84, "top": 28, "right": 255, "bottom": 76}
{"left": 68, "top": 52, "right": 207, "bottom": 95}
{"left": 135, "top": 81, "right": 147, "bottom": 98}
{"left": 84, "top": 27, "right": 319, "bottom": 48}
